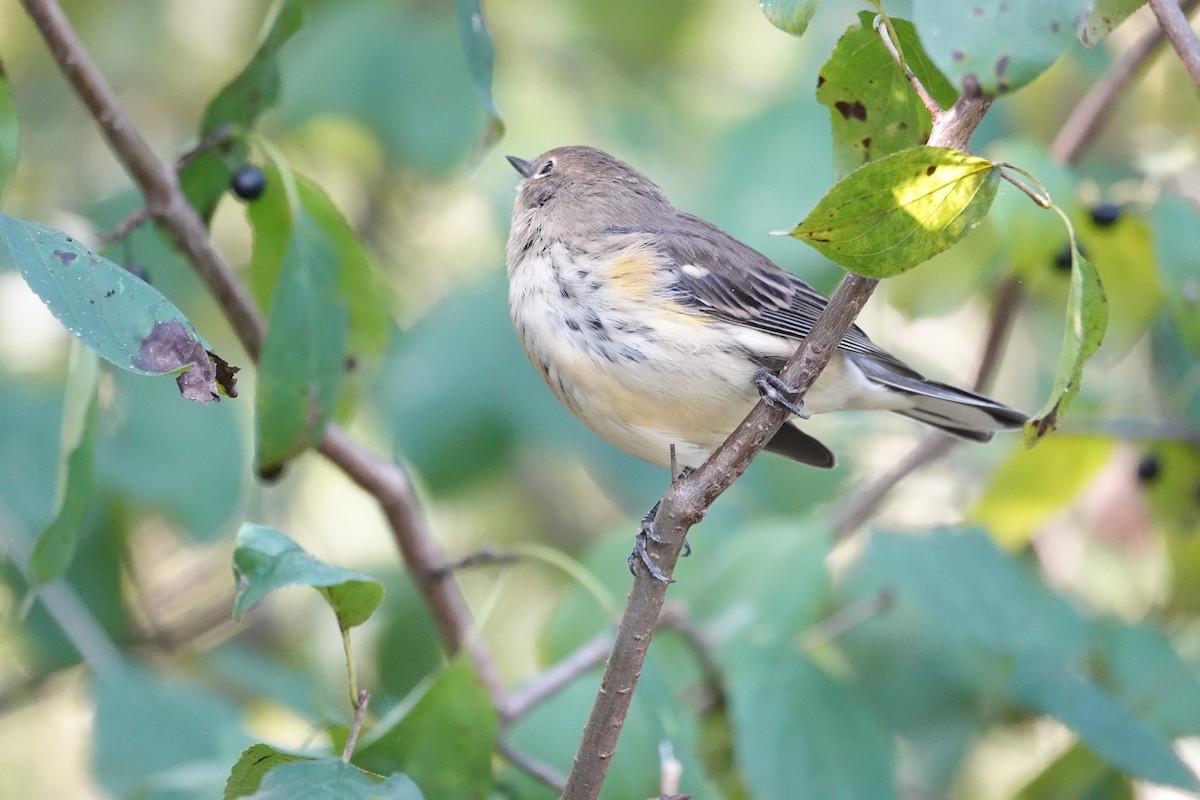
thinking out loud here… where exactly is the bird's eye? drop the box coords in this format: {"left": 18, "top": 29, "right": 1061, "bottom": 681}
{"left": 538, "top": 160, "right": 554, "bottom": 176}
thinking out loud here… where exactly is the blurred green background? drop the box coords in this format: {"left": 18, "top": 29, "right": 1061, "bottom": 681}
{"left": 2, "top": 0, "right": 1200, "bottom": 797}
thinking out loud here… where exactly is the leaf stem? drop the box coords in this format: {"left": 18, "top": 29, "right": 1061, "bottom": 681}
{"left": 873, "top": 10, "right": 942, "bottom": 117}
{"left": 340, "top": 688, "right": 370, "bottom": 762}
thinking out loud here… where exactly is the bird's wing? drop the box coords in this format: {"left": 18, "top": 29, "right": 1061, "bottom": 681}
{"left": 607, "top": 219, "right": 911, "bottom": 369}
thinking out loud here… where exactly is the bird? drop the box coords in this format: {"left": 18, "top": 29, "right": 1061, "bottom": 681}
{"left": 504, "top": 145, "right": 1026, "bottom": 479}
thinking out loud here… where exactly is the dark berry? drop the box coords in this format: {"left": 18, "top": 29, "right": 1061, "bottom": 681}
{"left": 1089, "top": 202, "right": 1121, "bottom": 227}
{"left": 1053, "top": 243, "right": 1073, "bottom": 272}
{"left": 231, "top": 166, "right": 267, "bottom": 201}
{"left": 1136, "top": 454, "right": 1161, "bottom": 484}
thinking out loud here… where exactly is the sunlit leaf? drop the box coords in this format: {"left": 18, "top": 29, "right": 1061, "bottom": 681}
{"left": 788, "top": 146, "right": 999, "bottom": 277}
{"left": 1078, "top": 0, "right": 1146, "bottom": 47}
{"left": 0, "top": 60, "right": 18, "bottom": 197}
{"left": 232, "top": 523, "right": 383, "bottom": 629}
{"left": 1025, "top": 248, "right": 1108, "bottom": 443}
{"left": 971, "top": 435, "right": 1115, "bottom": 549}
{"left": 913, "top": 0, "right": 1088, "bottom": 95}
{"left": 0, "top": 214, "right": 234, "bottom": 402}
{"left": 759, "top": 0, "right": 820, "bottom": 36}
{"left": 1075, "top": 206, "right": 1161, "bottom": 356}
{"left": 818, "top": 12, "right": 957, "bottom": 177}
{"left": 1013, "top": 742, "right": 1131, "bottom": 799}
{"left": 29, "top": 341, "right": 98, "bottom": 584}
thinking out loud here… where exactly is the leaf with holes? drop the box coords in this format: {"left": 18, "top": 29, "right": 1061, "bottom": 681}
{"left": 788, "top": 146, "right": 999, "bottom": 277}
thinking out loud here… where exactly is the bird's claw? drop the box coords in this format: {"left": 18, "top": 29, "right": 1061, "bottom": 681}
{"left": 627, "top": 500, "right": 690, "bottom": 583}
{"left": 754, "top": 370, "right": 810, "bottom": 419}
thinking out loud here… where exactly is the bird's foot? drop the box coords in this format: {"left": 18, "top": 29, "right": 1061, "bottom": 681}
{"left": 627, "top": 468, "right": 695, "bottom": 583}
{"left": 754, "top": 370, "right": 810, "bottom": 419}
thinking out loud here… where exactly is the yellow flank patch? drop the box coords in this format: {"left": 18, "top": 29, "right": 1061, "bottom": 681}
{"left": 607, "top": 247, "right": 658, "bottom": 296}
{"left": 606, "top": 247, "right": 706, "bottom": 325}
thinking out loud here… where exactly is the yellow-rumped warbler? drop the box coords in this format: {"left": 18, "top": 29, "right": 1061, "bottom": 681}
{"left": 505, "top": 145, "right": 1025, "bottom": 474}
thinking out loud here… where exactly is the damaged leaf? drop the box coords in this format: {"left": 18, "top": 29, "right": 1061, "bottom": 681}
{"left": 0, "top": 214, "right": 236, "bottom": 403}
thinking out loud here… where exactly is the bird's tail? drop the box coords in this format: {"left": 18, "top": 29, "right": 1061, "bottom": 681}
{"left": 856, "top": 358, "right": 1027, "bottom": 442}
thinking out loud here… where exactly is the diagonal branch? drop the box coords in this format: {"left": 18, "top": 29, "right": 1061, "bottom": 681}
{"left": 18, "top": 0, "right": 507, "bottom": 714}
{"left": 1149, "top": 0, "right": 1200, "bottom": 87}
{"left": 561, "top": 86, "right": 993, "bottom": 799}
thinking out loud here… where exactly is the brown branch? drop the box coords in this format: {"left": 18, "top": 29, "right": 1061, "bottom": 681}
{"left": 498, "top": 739, "right": 567, "bottom": 792}
{"left": 1149, "top": 0, "right": 1200, "bottom": 87}
{"left": 1051, "top": 0, "right": 1199, "bottom": 164}
{"left": 19, "top": 0, "right": 506, "bottom": 714}
{"left": 561, "top": 88, "right": 995, "bottom": 799}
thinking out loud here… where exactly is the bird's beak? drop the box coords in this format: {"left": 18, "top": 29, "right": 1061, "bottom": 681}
{"left": 506, "top": 155, "right": 534, "bottom": 178}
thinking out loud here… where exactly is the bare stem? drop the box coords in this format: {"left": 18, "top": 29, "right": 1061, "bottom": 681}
{"left": 498, "top": 739, "right": 567, "bottom": 792}
{"left": 19, "top": 0, "right": 507, "bottom": 715}
{"left": 874, "top": 12, "right": 942, "bottom": 117}
{"left": 341, "top": 689, "right": 370, "bottom": 762}
{"left": 1149, "top": 0, "right": 1200, "bottom": 87}
{"left": 504, "top": 633, "right": 612, "bottom": 724}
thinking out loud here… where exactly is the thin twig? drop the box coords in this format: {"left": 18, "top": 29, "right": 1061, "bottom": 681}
{"left": 504, "top": 633, "right": 612, "bottom": 723}
{"left": 97, "top": 122, "right": 234, "bottom": 247}
{"left": 1050, "top": 0, "right": 1200, "bottom": 164}
{"left": 340, "top": 689, "right": 370, "bottom": 762}
{"left": 497, "top": 739, "right": 567, "bottom": 792}
{"left": 19, "top": 0, "right": 508, "bottom": 715}
{"left": 1149, "top": 0, "right": 1200, "bottom": 87}
{"left": 874, "top": 12, "right": 942, "bottom": 117}
{"left": 431, "top": 547, "right": 521, "bottom": 577}
{"left": 802, "top": 591, "right": 894, "bottom": 651}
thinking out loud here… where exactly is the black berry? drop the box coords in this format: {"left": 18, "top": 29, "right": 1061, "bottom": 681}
{"left": 1136, "top": 454, "right": 1161, "bottom": 484}
{"left": 1089, "top": 202, "right": 1121, "bottom": 227}
{"left": 231, "top": 166, "right": 267, "bottom": 201}
{"left": 1053, "top": 243, "right": 1073, "bottom": 272}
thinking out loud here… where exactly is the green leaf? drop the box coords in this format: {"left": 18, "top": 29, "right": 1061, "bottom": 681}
{"left": 181, "top": 0, "right": 306, "bottom": 220}
{"left": 729, "top": 651, "right": 895, "bottom": 800}
{"left": 788, "top": 146, "right": 999, "bottom": 277}
{"left": 254, "top": 206, "right": 348, "bottom": 473}
{"left": 351, "top": 657, "right": 497, "bottom": 800}
{"left": 913, "top": 0, "right": 1088, "bottom": 95}
{"left": 245, "top": 759, "right": 423, "bottom": 799}
{"left": 231, "top": 523, "right": 383, "bottom": 628}
{"left": 759, "top": 0, "right": 820, "bottom": 36}
{"left": 1093, "top": 619, "right": 1200, "bottom": 739}
{"left": 456, "top": 0, "right": 505, "bottom": 162}
{"left": 1151, "top": 197, "right": 1200, "bottom": 353}
{"left": 971, "top": 435, "right": 1115, "bottom": 549}
{"left": 0, "top": 60, "right": 19, "bottom": 197}
{"left": 1014, "top": 744, "right": 1132, "bottom": 800}
{"left": 1075, "top": 206, "right": 1161, "bottom": 355}
{"left": 0, "top": 214, "right": 233, "bottom": 402}
{"left": 1025, "top": 247, "right": 1108, "bottom": 443}
{"left": 1078, "top": 0, "right": 1147, "bottom": 47}
{"left": 94, "top": 658, "right": 247, "bottom": 798}
{"left": 1010, "top": 651, "right": 1198, "bottom": 791}
{"left": 818, "top": 12, "right": 957, "bottom": 178}
{"left": 295, "top": 178, "right": 391, "bottom": 361}
{"left": 29, "top": 341, "right": 98, "bottom": 583}
{"left": 225, "top": 744, "right": 313, "bottom": 800}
